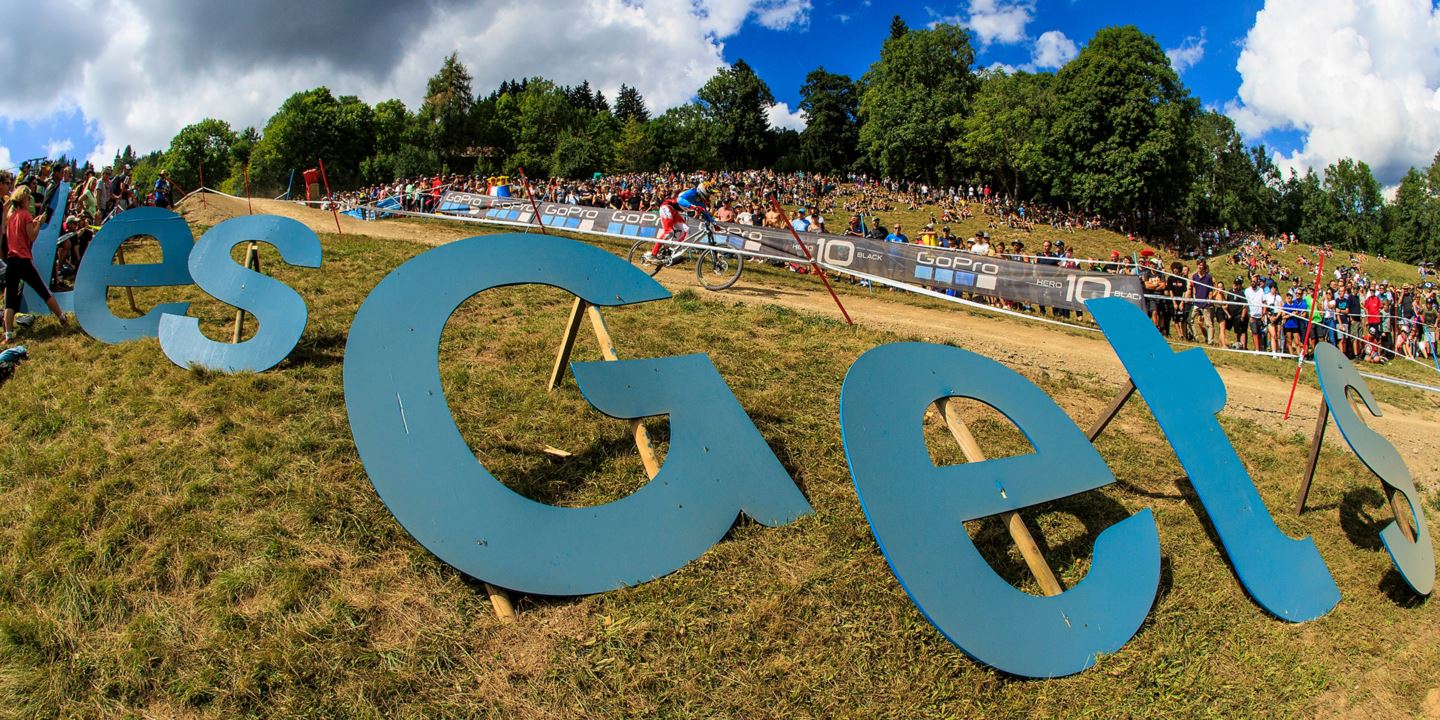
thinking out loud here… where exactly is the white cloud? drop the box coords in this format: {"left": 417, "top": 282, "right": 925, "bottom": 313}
{"left": 985, "top": 30, "right": 1075, "bottom": 74}
{"left": 752, "top": 0, "right": 812, "bottom": 30}
{"left": 1165, "top": 29, "right": 1206, "bottom": 74}
{"left": 0, "top": 0, "right": 814, "bottom": 167}
{"left": 766, "top": 102, "right": 807, "bottom": 131}
{"left": 0, "top": 144, "right": 12, "bottom": 172}
{"left": 1030, "top": 30, "right": 1077, "bottom": 69}
{"left": 44, "top": 138, "right": 74, "bottom": 157}
{"left": 1226, "top": 0, "right": 1440, "bottom": 185}
{"left": 959, "top": 0, "right": 1035, "bottom": 47}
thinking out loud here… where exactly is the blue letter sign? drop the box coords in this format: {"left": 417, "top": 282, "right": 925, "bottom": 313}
{"left": 1313, "top": 342, "right": 1433, "bottom": 594}
{"left": 839, "top": 342, "right": 1160, "bottom": 678}
{"left": 74, "top": 207, "right": 195, "bottom": 344}
{"left": 1087, "top": 297, "right": 1339, "bottom": 621}
{"left": 159, "top": 215, "right": 321, "bottom": 373}
{"left": 343, "top": 234, "right": 811, "bottom": 595}
{"left": 19, "top": 182, "right": 74, "bottom": 315}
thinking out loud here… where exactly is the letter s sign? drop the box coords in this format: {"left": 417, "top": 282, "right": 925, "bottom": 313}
{"left": 343, "top": 234, "right": 812, "bottom": 595}
{"left": 1313, "top": 342, "right": 1433, "bottom": 595}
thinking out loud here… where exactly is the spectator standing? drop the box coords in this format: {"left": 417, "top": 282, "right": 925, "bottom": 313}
{"left": 1188, "top": 260, "right": 1216, "bottom": 344}
{"left": 4, "top": 186, "right": 70, "bottom": 343}
{"left": 1244, "top": 276, "right": 1267, "bottom": 351}
{"left": 885, "top": 223, "right": 909, "bottom": 244}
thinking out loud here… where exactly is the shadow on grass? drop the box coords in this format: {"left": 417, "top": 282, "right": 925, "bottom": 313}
{"left": 1338, "top": 486, "right": 1388, "bottom": 551}
{"left": 967, "top": 489, "right": 1174, "bottom": 605}
{"left": 286, "top": 329, "right": 349, "bottom": 369}
{"left": 1378, "top": 568, "right": 1430, "bottom": 608}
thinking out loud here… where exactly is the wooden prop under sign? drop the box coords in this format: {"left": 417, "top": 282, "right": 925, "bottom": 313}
{"left": 113, "top": 246, "right": 141, "bottom": 315}
{"left": 474, "top": 297, "right": 671, "bottom": 620}
{"left": 1295, "top": 342, "right": 1433, "bottom": 594}
{"left": 1293, "top": 392, "right": 1414, "bottom": 534}
{"left": 231, "top": 241, "right": 261, "bottom": 344}
{"left": 933, "top": 398, "right": 1064, "bottom": 596}
{"left": 343, "top": 238, "right": 811, "bottom": 618}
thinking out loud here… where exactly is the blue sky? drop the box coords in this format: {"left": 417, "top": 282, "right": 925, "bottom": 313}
{"left": 2, "top": 0, "right": 1435, "bottom": 186}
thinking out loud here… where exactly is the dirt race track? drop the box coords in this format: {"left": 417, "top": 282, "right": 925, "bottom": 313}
{"left": 178, "top": 192, "right": 1440, "bottom": 482}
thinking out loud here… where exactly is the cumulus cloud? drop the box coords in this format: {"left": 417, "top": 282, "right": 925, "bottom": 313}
{"left": 45, "top": 139, "right": 74, "bottom": 157}
{"left": 766, "top": 102, "right": 807, "bottom": 131}
{"left": 0, "top": 144, "right": 12, "bottom": 172}
{"left": 1030, "top": 30, "right": 1078, "bottom": 69}
{"left": 1165, "top": 29, "right": 1206, "bottom": 74}
{"left": 985, "top": 30, "right": 1077, "bottom": 74}
{"left": 938, "top": 0, "right": 1035, "bottom": 47}
{"left": 1227, "top": 0, "right": 1440, "bottom": 184}
{"left": 752, "top": 0, "right": 813, "bottom": 30}
{"left": 0, "top": 0, "right": 813, "bottom": 165}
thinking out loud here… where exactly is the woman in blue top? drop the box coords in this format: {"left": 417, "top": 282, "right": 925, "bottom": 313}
{"left": 1281, "top": 291, "right": 1307, "bottom": 355}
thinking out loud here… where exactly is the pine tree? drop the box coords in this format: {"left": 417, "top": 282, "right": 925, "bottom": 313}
{"left": 615, "top": 84, "right": 650, "bottom": 124}
{"left": 890, "top": 15, "right": 908, "bottom": 39}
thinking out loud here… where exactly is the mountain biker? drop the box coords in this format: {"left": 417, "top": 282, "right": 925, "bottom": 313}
{"left": 647, "top": 181, "right": 714, "bottom": 262}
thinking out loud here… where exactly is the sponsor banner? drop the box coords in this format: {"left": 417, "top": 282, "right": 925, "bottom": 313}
{"left": 435, "top": 191, "right": 1144, "bottom": 312}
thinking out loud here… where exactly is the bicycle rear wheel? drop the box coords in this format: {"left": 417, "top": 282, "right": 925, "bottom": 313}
{"left": 696, "top": 246, "right": 743, "bottom": 290}
{"left": 627, "top": 240, "right": 664, "bottom": 277}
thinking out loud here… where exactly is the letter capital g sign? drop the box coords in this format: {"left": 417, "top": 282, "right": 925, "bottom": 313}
{"left": 343, "top": 234, "right": 811, "bottom": 596}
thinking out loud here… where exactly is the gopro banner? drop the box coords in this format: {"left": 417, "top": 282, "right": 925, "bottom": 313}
{"left": 434, "top": 191, "right": 1145, "bottom": 313}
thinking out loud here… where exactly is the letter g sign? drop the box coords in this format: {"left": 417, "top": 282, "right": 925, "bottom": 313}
{"left": 343, "top": 234, "right": 812, "bottom": 595}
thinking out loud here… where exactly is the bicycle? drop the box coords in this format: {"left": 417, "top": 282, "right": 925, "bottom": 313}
{"left": 627, "top": 219, "right": 744, "bottom": 291}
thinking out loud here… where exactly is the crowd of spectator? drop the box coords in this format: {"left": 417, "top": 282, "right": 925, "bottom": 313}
{"left": 335, "top": 168, "right": 1439, "bottom": 366}
{"left": 0, "top": 159, "right": 185, "bottom": 345}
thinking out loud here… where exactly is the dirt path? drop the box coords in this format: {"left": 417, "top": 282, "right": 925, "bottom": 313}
{"left": 178, "top": 193, "right": 1440, "bottom": 480}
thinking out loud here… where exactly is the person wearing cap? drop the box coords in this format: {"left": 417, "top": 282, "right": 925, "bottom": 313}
{"left": 1281, "top": 288, "right": 1306, "bottom": 354}
{"left": 790, "top": 207, "right": 811, "bottom": 234}
{"left": 971, "top": 233, "right": 992, "bottom": 257}
{"left": 4, "top": 185, "right": 70, "bottom": 343}
{"left": 151, "top": 169, "right": 173, "bottom": 209}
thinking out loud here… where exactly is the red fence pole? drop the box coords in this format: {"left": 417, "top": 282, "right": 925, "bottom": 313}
{"left": 769, "top": 198, "right": 853, "bottom": 325}
{"left": 1284, "top": 252, "right": 1327, "bottom": 420}
{"left": 516, "top": 166, "right": 548, "bottom": 235}
{"left": 198, "top": 160, "right": 206, "bottom": 206}
{"left": 317, "top": 158, "right": 342, "bottom": 235}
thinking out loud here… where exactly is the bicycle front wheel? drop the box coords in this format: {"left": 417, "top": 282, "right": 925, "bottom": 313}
{"left": 628, "top": 240, "right": 664, "bottom": 277}
{"left": 696, "top": 247, "right": 743, "bottom": 290}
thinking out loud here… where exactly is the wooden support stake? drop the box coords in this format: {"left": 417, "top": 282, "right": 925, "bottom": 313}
{"left": 935, "top": 397, "right": 1064, "bottom": 597}
{"left": 587, "top": 304, "right": 661, "bottom": 479}
{"left": 1293, "top": 393, "right": 1416, "bottom": 542}
{"left": 483, "top": 582, "right": 516, "bottom": 621}
{"left": 489, "top": 299, "right": 666, "bottom": 622}
{"left": 1294, "top": 398, "right": 1329, "bottom": 515}
{"left": 231, "top": 242, "right": 260, "bottom": 343}
{"left": 114, "top": 246, "right": 140, "bottom": 314}
{"left": 1087, "top": 380, "right": 1136, "bottom": 443}
{"left": 548, "top": 297, "right": 588, "bottom": 391}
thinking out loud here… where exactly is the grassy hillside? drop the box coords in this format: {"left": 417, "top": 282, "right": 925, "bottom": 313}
{"left": 0, "top": 228, "right": 1437, "bottom": 718}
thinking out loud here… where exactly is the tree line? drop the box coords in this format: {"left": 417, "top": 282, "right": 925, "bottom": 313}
{"left": 121, "top": 18, "right": 1437, "bottom": 261}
